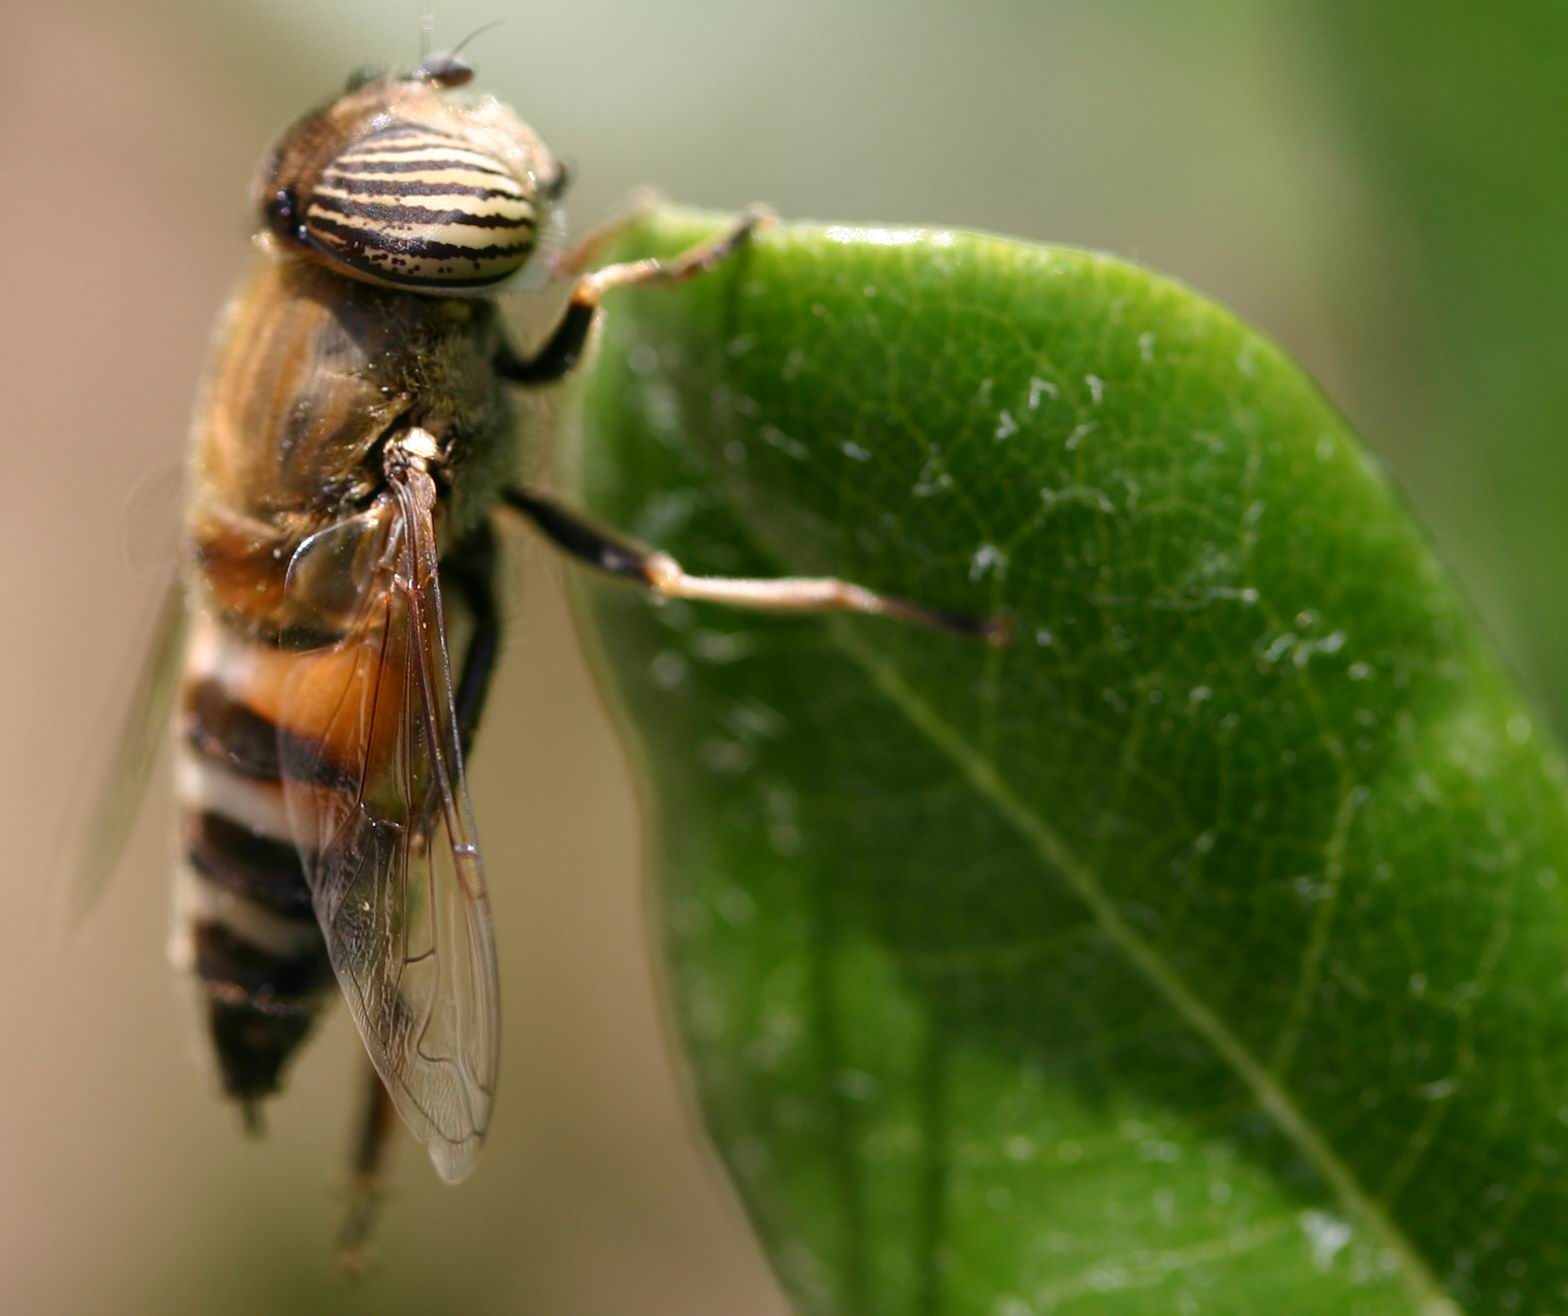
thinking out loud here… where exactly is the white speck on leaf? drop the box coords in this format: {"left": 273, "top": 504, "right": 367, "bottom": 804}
{"left": 629, "top": 342, "right": 658, "bottom": 376}
{"left": 1027, "top": 376, "right": 1058, "bottom": 409}
{"left": 637, "top": 488, "right": 703, "bottom": 540}
{"left": 995, "top": 410, "right": 1018, "bottom": 440}
{"left": 1263, "top": 633, "right": 1294, "bottom": 664}
{"left": 1294, "top": 875, "right": 1331, "bottom": 904}
{"left": 840, "top": 439, "right": 872, "bottom": 462}
{"left": 1299, "top": 1210, "right": 1353, "bottom": 1271}
{"left": 1065, "top": 422, "right": 1096, "bottom": 452}
{"left": 692, "top": 631, "right": 753, "bottom": 664}
{"left": 760, "top": 425, "right": 809, "bottom": 460}
{"left": 726, "top": 698, "right": 785, "bottom": 741}
{"left": 1086, "top": 374, "right": 1106, "bottom": 404}
{"left": 1083, "top": 1264, "right": 1130, "bottom": 1294}
{"left": 970, "top": 543, "right": 1008, "bottom": 581}
{"left": 1004, "top": 1135, "right": 1035, "bottom": 1162}
{"left": 823, "top": 224, "right": 929, "bottom": 247}
{"left": 913, "top": 454, "right": 954, "bottom": 497}
{"left": 1262, "top": 627, "right": 1348, "bottom": 668}
{"left": 700, "top": 737, "right": 756, "bottom": 774}
{"left": 1138, "top": 331, "right": 1155, "bottom": 362}
{"left": 650, "top": 650, "right": 688, "bottom": 689}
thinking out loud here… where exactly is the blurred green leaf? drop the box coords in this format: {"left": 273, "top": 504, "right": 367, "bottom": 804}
{"left": 569, "top": 211, "right": 1568, "bottom": 1314}
{"left": 1311, "top": 2, "right": 1568, "bottom": 730}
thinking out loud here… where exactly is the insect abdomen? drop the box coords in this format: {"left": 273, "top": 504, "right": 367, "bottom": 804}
{"left": 304, "top": 123, "right": 537, "bottom": 289}
{"left": 172, "top": 613, "right": 335, "bottom": 1107}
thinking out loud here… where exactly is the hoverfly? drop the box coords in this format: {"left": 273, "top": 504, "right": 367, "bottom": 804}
{"left": 72, "top": 48, "right": 1003, "bottom": 1263}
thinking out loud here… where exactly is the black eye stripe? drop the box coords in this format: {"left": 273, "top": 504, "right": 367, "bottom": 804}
{"left": 327, "top": 157, "right": 518, "bottom": 180}
{"left": 319, "top": 173, "right": 527, "bottom": 201}
{"left": 308, "top": 194, "right": 535, "bottom": 232}
{"left": 305, "top": 211, "right": 534, "bottom": 265}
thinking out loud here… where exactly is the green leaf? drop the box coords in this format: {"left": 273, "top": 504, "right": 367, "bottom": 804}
{"left": 567, "top": 210, "right": 1568, "bottom": 1315}
{"left": 1311, "top": 2, "right": 1568, "bottom": 731}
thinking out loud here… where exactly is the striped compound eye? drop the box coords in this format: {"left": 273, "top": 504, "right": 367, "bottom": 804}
{"left": 302, "top": 122, "right": 538, "bottom": 291}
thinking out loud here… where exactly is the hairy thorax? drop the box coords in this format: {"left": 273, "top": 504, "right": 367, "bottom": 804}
{"left": 185, "top": 255, "right": 517, "bottom": 631}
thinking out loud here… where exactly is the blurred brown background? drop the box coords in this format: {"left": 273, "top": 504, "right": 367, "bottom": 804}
{"left": 3, "top": 2, "right": 1564, "bottom": 1313}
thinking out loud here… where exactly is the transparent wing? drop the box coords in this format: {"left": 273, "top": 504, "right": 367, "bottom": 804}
{"left": 59, "top": 578, "right": 187, "bottom": 927}
{"left": 278, "top": 469, "right": 499, "bottom": 1183}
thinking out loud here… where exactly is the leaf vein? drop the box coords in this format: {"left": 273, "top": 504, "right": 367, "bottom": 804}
{"left": 829, "top": 619, "right": 1462, "bottom": 1316}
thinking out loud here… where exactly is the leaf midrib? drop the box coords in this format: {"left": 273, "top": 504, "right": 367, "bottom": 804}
{"left": 825, "top": 616, "right": 1460, "bottom": 1316}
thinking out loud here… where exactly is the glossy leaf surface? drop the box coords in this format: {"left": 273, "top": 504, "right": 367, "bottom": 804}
{"left": 569, "top": 211, "right": 1568, "bottom": 1315}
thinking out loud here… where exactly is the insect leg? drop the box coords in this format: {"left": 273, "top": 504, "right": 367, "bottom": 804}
{"left": 336, "top": 1059, "right": 397, "bottom": 1276}
{"left": 444, "top": 521, "right": 502, "bottom": 756}
{"left": 495, "top": 207, "right": 774, "bottom": 386}
{"left": 501, "top": 488, "right": 1008, "bottom": 644}
{"left": 550, "top": 186, "right": 662, "bottom": 279}
{"left": 574, "top": 204, "right": 775, "bottom": 298}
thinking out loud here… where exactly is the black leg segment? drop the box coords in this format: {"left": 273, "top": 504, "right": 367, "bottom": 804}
{"left": 494, "top": 300, "right": 597, "bottom": 386}
{"left": 494, "top": 207, "right": 773, "bottom": 388}
{"left": 336, "top": 1060, "right": 397, "bottom": 1277}
{"left": 500, "top": 487, "right": 1008, "bottom": 645}
{"left": 443, "top": 520, "right": 503, "bottom": 756}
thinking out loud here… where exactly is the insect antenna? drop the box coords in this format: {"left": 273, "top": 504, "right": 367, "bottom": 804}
{"left": 417, "top": 18, "right": 506, "bottom": 86}
{"left": 447, "top": 17, "right": 505, "bottom": 61}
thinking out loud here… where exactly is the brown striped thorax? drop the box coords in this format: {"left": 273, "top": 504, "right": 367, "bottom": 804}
{"left": 258, "top": 55, "right": 566, "bottom": 293}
